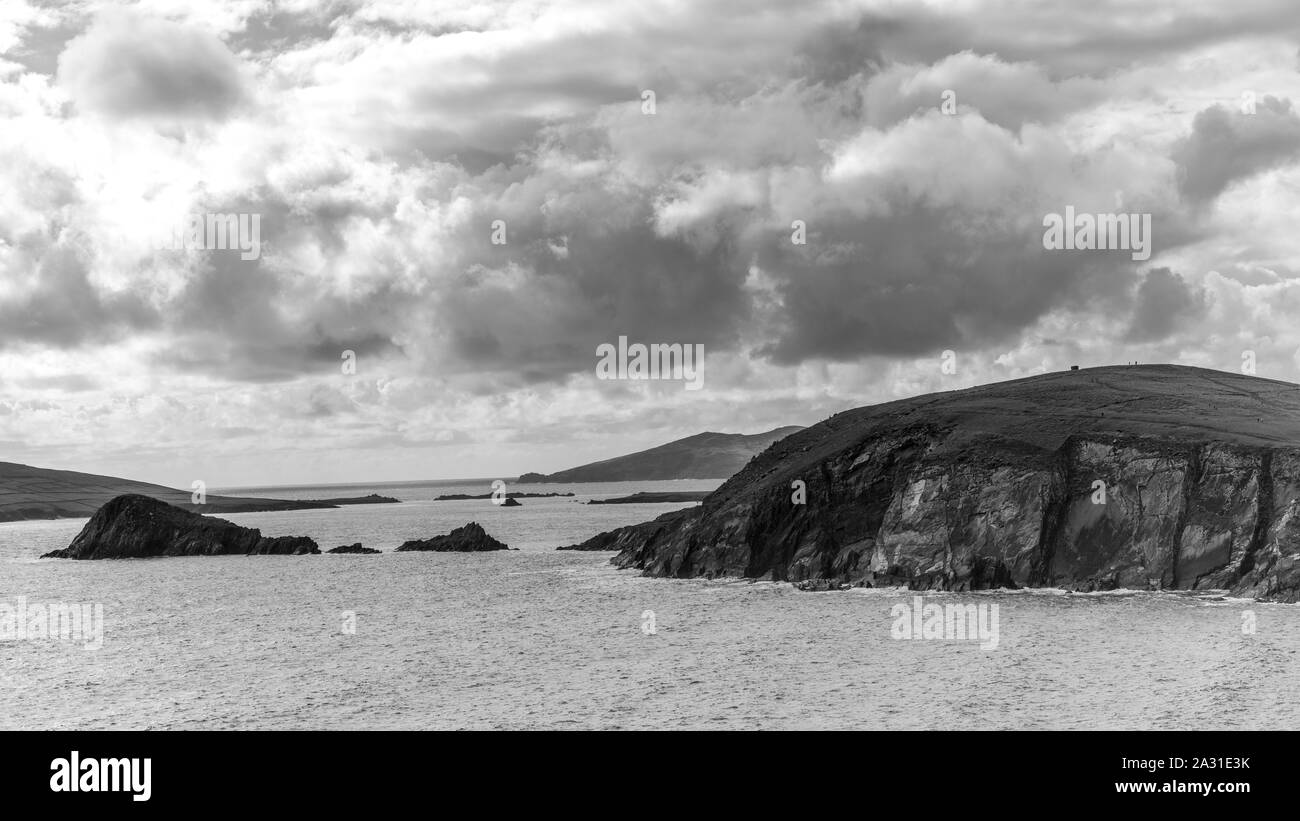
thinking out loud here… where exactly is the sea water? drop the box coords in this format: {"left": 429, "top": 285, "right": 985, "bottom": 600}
{"left": 1, "top": 479, "right": 1297, "bottom": 730}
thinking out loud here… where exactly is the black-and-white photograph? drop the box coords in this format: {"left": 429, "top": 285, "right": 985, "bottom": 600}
{"left": 0, "top": 0, "right": 1295, "bottom": 795}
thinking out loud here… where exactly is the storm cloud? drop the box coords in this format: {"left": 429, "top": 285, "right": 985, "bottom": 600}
{"left": 1, "top": 0, "right": 1299, "bottom": 485}
{"left": 1174, "top": 97, "right": 1300, "bottom": 204}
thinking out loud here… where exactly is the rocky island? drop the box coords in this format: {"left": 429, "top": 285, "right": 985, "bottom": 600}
{"left": 394, "top": 522, "right": 512, "bottom": 552}
{"left": 327, "top": 543, "right": 381, "bottom": 554}
{"left": 303, "top": 494, "right": 401, "bottom": 506}
{"left": 41, "top": 494, "right": 320, "bottom": 559}
{"left": 587, "top": 491, "right": 711, "bottom": 504}
{"left": 568, "top": 365, "right": 1300, "bottom": 602}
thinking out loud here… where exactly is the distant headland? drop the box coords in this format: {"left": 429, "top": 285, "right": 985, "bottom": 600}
{"left": 517, "top": 427, "right": 803, "bottom": 483}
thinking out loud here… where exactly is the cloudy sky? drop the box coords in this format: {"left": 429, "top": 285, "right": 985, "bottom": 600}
{"left": 2, "top": 0, "right": 1300, "bottom": 487}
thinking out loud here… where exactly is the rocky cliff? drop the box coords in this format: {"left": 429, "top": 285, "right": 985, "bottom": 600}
{"left": 41, "top": 494, "right": 321, "bottom": 558}
{"left": 582, "top": 366, "right": 1300, "bottom": 602}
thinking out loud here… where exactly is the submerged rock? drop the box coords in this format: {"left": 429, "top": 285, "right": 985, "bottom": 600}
{"left": 41, "top": 494, "right": 320, "bottom": 559}
{"left": 394, "top": 522, "right": 512, "bottom": 552}
{"left": 793, "top": 579, "right": 854, "bottom": 591}
{"left": 600, "top": 365, "right": 1300, "bottom": 602}
{"left": 327, "top": 543, "right": 380, "bottom": 554}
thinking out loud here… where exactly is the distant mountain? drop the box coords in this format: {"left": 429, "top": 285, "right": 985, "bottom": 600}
{"left": 0, "top": 461, "right": 394, "bottom": 522}
{"left": 517, "top": 427, "right": 804, "bottom": 483}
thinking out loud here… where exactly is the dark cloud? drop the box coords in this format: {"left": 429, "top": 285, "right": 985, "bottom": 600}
{"left": 432, "top": 191, "right": 751, "bottom": 381}
{"left": 156, "top": 332, "right": 400, "bottom": 384}
{"left": 1174, "top": 97, "right": 1300, "bottom": 204}
{"left": 138, "top": 191, "right": 410, "bottom": 382}
{"left": 4, "top": 17, "right": 82, "bottom": 76}
{"left": 796, "top": 17, "right": 887, "bottom": 86}
{"left": 8, "top": 0, "right": 1295, "bottom": 396}
{"left": 232, "top": 5, "right": 347, "bottom": 54}
{"left": 156, "top": 247, "right": 405, "bottom": 383}
{"left": 1125, "top": 267, "right": 1207, "bottom": 341}
{"left": 0, "top": 240, "right": 159, "bottom": 351}
{"left": 56, "top": 12, "right": 248, "bottom": 121}
{"left": 753, "top": 204, "right": 1138, "bottom": 363}
{"left": 861, "top": 0, "right": 1300, "bottom": 76}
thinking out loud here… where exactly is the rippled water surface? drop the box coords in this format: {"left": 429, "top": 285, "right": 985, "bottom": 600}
{"left": 2, "top": 479, "right": 1297, "bottom": 729}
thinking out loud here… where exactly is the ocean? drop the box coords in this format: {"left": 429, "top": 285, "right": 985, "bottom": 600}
{"left": 1, "top": 478, "right": 1297, "bottom": 730}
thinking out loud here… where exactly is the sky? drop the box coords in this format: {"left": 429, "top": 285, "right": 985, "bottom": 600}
{"left": 2, "top": 0, "right": 1300, "bottom": 488}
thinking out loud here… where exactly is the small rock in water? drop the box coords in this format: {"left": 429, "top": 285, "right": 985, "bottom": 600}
{"left": 793, "top": 579, "right": 851, "bottom": 592}
{"left": 328, "top": 543, "right": 380, "bottom": 554}
{"left": 394, "top": 522, "right": 512, "bottom": 552}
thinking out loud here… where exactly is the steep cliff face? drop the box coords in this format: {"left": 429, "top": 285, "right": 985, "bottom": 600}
{"left": 592, "top": 366, "right": 1300, "bottom": 602}
{"left": 42, "top": 494, "right": 320, "bottom": 558}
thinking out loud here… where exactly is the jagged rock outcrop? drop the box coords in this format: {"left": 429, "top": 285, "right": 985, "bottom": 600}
{"left": 559, "top": 509, "right": 696, "bottom": 550}
{"left": 597, "top": 366, "right": 1300, "bottom": 602}
{"left": 394, "top": 522, "right": 512, "bottom": 552}
{"left": 41, "top": 494, "right": 320, "bottom": 559}
{"left": 327, "top": 543, "right": 380, "bottom": 554}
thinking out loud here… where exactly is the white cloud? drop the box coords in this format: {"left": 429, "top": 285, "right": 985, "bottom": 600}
{"left": 0, "top": 0, "right": 1299, "bottom": 485}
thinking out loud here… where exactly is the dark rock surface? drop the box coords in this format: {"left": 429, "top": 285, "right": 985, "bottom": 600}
{"left": 307, "top": 494, "right": 401, "bottom": 506}
{"left": 558, "top": 508, "right": 696, "bottom": 551}
{"left": 41, "top": 495, "right": 320, "bottom": 559}
{"left": 394, "top": 522, "right": 512, "bottom": 552}
{"left": 502, "top": 497, "right": 522, "bottom": 507}
{"left": 587, "top": 491, "right": 711, "bottom": 504}
{"left": 327, "top": 543, "right": 380, "bottom": 554}
{"left": 558, "top": 529, "right": 622, "bottom": 551}
{"left": 594, "top": 366, "right": 1300, "bottom": 602}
